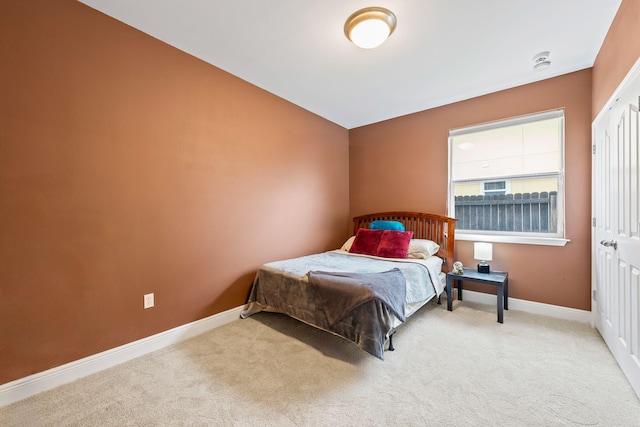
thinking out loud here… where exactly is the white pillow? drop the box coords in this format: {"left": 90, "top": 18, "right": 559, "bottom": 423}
{"left": 407, "top": 239, "right": 440, "bottom": 259}
{"left": 340, "top": 236, "right": 356, "bottom": 251}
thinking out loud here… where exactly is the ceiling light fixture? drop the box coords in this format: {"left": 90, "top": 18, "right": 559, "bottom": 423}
{"left": 533, "top": 51, "right": 551, "bottom": 71}
{"left": 344, "top": 7, "right": 397, "bottom": 49}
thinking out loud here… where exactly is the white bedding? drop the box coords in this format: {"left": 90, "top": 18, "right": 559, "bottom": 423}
{"left": 251, "top": 249, "right": 445, "bottom": 316}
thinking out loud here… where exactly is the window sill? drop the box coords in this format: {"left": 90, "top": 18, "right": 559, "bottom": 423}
{"left": 455, "top": 233, "right": 570, "bottom": 247}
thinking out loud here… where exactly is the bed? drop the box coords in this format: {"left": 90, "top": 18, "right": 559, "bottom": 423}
{"left": 241, "top": 212, "right": 456, "bottom": 359}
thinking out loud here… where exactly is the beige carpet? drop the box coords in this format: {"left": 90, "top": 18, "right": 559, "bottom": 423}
{"left": 2, "top": 300, "right": 639, "bottom": 426}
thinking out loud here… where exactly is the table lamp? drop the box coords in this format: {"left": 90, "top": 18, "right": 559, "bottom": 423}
{"left": 474, "top": 242, "right": 492, "bottom": 273}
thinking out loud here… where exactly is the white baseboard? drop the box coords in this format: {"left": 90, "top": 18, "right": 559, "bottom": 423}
{"left": 0, "top": 305, "right": 244, "bottom": 407}
{"left": 458, "top": 289, "right": 591, "bottom": 323}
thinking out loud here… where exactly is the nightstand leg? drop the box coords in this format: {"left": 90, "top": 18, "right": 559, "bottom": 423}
{"left": 446, "top": 276, "right": 453, "bottom": 311}
{"left": 504, "top": 279, "right": 509, "bottom": 310}
{"left": 457, "top": 279, "right": 462, "bottom": 301}
{"left": 497, "top": 285, "right": 504, "bottom": 323}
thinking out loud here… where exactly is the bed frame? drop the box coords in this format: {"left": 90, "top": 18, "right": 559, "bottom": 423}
{"left": 353, "top": 211, "right": 456, "bottom": 272}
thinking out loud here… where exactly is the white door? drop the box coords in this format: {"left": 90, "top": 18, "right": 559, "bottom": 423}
{"left": 592, "top": 59, "right": 640, "bottom": 398}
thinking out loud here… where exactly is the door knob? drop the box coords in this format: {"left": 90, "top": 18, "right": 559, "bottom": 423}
{"left": 600, "top": 239, "right": 618, "bottom": 250}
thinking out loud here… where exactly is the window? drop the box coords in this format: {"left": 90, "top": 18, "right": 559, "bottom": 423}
{"left": 448, "top": 110, "right": 566, "bottom": 245}
{"left": 483, "top": 181, "right": 506, "bottom": 196}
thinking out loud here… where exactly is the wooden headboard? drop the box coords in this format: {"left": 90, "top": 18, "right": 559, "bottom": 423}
{"left": 352, "top": 212, "right": 456, "bottom": 272}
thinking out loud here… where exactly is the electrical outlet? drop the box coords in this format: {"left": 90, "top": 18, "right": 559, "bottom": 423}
{"left": 143, "top": 293, "right": 154, "bottom": 309}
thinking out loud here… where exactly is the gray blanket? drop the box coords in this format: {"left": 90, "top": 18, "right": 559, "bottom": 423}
{"left": 241, "top": 251, "right": 441, "bottom": 359}
{"left": 307, "top": 269, "right": 406, "bottom": 326}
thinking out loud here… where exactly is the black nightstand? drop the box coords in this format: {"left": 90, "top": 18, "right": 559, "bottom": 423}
{"left": 446, "top": 267, "right": 509, "bottom": 323}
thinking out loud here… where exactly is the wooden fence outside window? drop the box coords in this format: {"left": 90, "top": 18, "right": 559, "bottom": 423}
{"left": 454, "top": 191, "right": 558, "bottom": 233}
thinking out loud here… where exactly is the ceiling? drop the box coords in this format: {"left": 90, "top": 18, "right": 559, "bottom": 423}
{"left": 78, "top": 0, "right": 622, "bottom": 129}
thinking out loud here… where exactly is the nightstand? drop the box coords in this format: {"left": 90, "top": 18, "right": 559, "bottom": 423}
{"left": 446, "top": 267, "right": 509, "bottom": 323}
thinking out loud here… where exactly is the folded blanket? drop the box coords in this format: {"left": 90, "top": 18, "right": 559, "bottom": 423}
{"left": 307, "top": 268, "right": 406, "bottom": 326}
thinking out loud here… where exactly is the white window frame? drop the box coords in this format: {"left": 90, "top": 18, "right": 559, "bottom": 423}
{"left": 448, "top": 110, "right": 569, "bottom": 247}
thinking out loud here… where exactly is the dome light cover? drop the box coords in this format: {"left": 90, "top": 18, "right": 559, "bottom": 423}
{"left": 344, "top": 7, "right": 397, "bottom": 49}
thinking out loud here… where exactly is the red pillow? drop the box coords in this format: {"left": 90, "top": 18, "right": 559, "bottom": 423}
{"left": 376, "top": 230, "right": 413, "bottom": 258}
{"left": 349, "top": 228, "right": 383, "bottom": 256}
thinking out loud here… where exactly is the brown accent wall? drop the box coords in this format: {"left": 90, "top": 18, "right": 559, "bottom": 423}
{"left": 0, "top": 0, "right": 349, "bottom": 384}
{"left": 350, "top": 70, "right": 593, "bottom": 310}
{"left": 592, "top": 0, "right": 640, "bottom": 118}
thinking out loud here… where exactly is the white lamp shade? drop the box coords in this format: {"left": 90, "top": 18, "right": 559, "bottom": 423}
{"left": 474, "top": 242, "right": 493, "bottom": 261}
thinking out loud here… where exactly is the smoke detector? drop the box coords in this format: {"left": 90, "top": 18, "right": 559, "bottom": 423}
{"left": 533, "top": 51, "right": 551, "bottom": 71}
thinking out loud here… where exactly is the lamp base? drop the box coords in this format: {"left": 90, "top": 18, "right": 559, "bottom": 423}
{"left": 477, "top": 262, "right": 490, "bottom": 274}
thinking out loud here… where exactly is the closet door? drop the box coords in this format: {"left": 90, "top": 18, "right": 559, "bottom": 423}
{"left": 592, "top": 61, "right": 640, "bottom": 398}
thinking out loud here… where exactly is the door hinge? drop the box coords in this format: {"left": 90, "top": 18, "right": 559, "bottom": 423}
{"left": 592, "top": 144, "right": 596, "bottom": 154}
{"left": 593, "top": 289, "right": 597, "bottom": 301}
{"left": 593, "top": 217, "right": 596, "bottom": 227}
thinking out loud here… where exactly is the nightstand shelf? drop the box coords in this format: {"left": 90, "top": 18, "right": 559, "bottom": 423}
{"left": 446, "top": 268, "right": 509, "bottom": 323}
